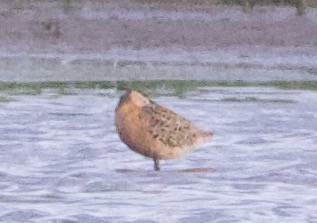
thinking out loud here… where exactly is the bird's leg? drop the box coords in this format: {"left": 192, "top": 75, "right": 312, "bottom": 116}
{"left": 154, "top": 158, "right": 160, "bottom": 171}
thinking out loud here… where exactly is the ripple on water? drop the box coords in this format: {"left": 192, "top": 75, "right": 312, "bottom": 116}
{"left": 0, "top": 210, "right": 47, "bottom": 222}
{"left": 0, "top": 86, "right": 316, "bottom": 222}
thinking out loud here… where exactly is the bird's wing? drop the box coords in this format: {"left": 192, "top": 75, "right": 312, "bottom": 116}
{"left": 141, "top": 101, "right": 197, "bottom": 148}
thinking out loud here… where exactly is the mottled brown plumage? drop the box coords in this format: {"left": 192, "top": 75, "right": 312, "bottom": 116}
{"left": 115, "top": 90, "right": 212, "bottom": 171}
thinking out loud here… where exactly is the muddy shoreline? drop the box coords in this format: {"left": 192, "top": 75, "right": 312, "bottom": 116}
{"left": 0, "top": 0, "right": 317, "bottom": 82}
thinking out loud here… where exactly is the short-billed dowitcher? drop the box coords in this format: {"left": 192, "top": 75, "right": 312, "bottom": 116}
{"left": 115, "top": 89, "right": 212, "bottom": 171}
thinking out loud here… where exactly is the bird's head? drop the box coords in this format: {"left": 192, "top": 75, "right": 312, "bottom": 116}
{"left": 118, "top": 89, "right": 149, "bottom": 108}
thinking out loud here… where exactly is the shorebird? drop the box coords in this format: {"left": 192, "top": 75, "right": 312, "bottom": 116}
{"left": 115, "top": 89, "right": 212, "bottom": 171}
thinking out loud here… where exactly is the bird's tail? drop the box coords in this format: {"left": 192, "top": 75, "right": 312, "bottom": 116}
{"left": 194, "top": 128, "right": 213, "bottom": 145}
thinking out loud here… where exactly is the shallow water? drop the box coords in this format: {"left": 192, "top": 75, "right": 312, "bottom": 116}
{"left": 0, "top": 83, "right": 316, "bottom": 222}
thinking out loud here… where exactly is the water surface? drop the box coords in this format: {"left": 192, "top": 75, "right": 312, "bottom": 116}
{"left": 0, "top": 82, "right": 316, "bottom": 222}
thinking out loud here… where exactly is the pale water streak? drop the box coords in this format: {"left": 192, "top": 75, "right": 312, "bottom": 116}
{"left": 0, "top": 86, "right": 316, "bottom": 222}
